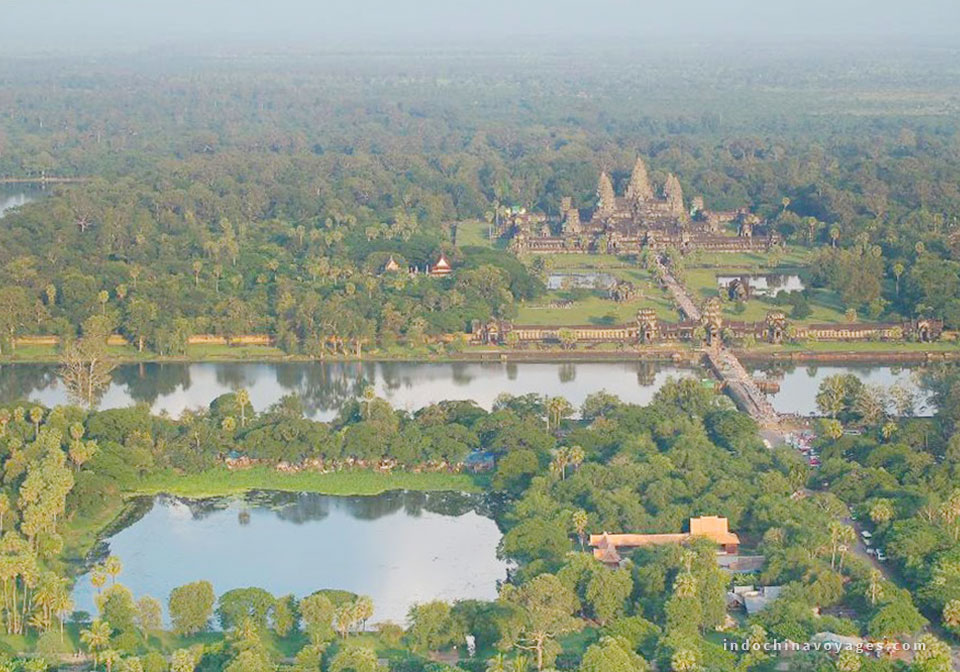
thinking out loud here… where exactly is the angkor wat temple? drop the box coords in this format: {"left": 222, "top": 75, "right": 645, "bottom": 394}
{"left": 504, "top": 157, "right": 781, "bottom": 254}
{"left": 471, "top": 303, "right": 942, "bottom": 347}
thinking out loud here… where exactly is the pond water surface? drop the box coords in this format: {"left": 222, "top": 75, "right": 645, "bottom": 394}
{"left": 716, "top": 274, "right": 805, "bottom": 296}
{"left": 73, "top": 491, "right": 507, "bottom": 625}
{"left": 0, "top": 189, "right": 35, "bottom": 218}
{"left": 547, "top": 272, "right": 617, "bottom": 290}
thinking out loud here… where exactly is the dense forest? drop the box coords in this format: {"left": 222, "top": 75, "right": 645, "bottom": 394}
{"left": 1, "top": 374, "right": 956, "bottom": 672}
{"left": 2, "top": 46, "right": 960, "bottom": 357}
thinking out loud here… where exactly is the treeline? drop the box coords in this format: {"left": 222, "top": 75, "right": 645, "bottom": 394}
{"left": 0, "top": 377, "right": 955, "bottom": 670}
{"left": 3, "top": 50, "right": 960, "bottom": 347}
{"left": 797, "top": 369, "right": 960, "bottom": 667}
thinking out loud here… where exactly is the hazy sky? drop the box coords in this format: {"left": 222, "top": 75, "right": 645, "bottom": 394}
{"left": 3, "top": 0, "right": 960, "bottom": 55}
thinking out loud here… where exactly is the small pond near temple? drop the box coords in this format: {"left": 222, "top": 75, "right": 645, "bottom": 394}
{"left": 547, "top": 272, "right": 617, "bottom": 290}
{"left": 716, "top": 273, "right": 805, "bottom": 297}
{"left": 73, "top": 491, "right": 508, "bottom": 625}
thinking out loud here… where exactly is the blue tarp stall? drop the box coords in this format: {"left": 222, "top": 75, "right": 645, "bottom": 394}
{"left": 464, "top": 451, "right": 496, "bottom": 472}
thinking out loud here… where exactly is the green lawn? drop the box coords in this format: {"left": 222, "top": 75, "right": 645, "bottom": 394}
{"left": 541, "top": 253, "right": 636, "bottom": 270}
{"left": 516, "top": 290, "right": 678, "bottom": 326}
{"left": 456, "top": 219, "right": 503, "bottom": 249}
{"left": 685, "top": 247, "right": 815, "bottom": 270}
{"left": 746, "top": 339, "right": 960, "bottom": 354}
{"left": 133, "top": 467, "right": 481, "bottom": 498}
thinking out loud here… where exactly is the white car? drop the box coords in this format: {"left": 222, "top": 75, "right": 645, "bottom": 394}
{"left": 876, "top": 550, "right": 887, "bottom": 562}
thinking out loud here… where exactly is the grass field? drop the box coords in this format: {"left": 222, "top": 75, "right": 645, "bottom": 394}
{"left": 133, "top": 467, "right": 481, "bottom": 498}
{"left": 455, "top": 219, "right": 504, "bottom": 249}
{"left": 685, "top": 247, "right": 815, "bottom": 269}
{"left": 516, "top": 288, "right": 678, "bottom": 325}
{"left": 746, "top": 339, "right": 960, "bottom": 353}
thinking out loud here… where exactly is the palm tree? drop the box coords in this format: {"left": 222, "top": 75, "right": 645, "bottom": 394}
{"left": 360, "top": 386, "right": 377, "bottom": 419}
{"left": 940, "top": 490, "right": 960, "bottom": 542}
{"left": 69, "top": 440, "right": 98, "bottom": 471}
{"left": 69, "top": 422, "right": 84, "bottom": 442}
{"left": 567, "top": 445, "right": 584, "bottom": 473}
{"left": 101, "top": 649, "right": 121, "bottom": 672}
{"left": 354, "top": 595, "right": 374, "bottom": 631}
{"left": 866, "top": 569, "right": 884, "bottom": 606}
{"left": 835, "top": 650, "right": 862, "bottom": 672}
{"left": 80, "top": 619, "right": 112, "bottom": 666}
{"left": 334, "top": 602, "right": 355, "bottom": 638}
{"left": 835, "top": 525, "right": 855, "bottom": 571}
{"left": 572, "top": 510, "right": 588, "bottom": 550}
{"left": 673, "top": 572, "right": 698, "bottom": 599}
{"left": 870, "top": 500, "right": 894, "bottom": 526}
{"left": 892, "top": 262, "right": 905, "bottom": 296}
{"left": 29, "top": 406, "right": 43, "bottom": 439}
{"left": 486, "top": 653, "right": 507, "bottom": 672}
{"left": 550, "top": 449, "right": 569, "bottom": 480}
{"left": 670, "top": 648, "right": 699, "bottom": 671}
{"left": 942, "top": 599, "right": 960, "bottom": 629}
{"left": 98, "top": 290, "right": 109, "bottom": 315}
{"left": 90, "top": 567, "right": 107, "bottom": 594}
{"left": 235, "top": 389, "right": 250, "bottom": 427}
{"left": 0, "top": 493, "right": 9, "bottom": 533}
{"left": 510, "top": 656, "right": 529, "bottom": 672}
{"left": 104, "top": 556, "right": 123, "bottom": 584}
{"left": 54, "top": 591, "right": 74, "bottom": 642}
{"left": 546, "top": 397, "right": 572, "bottom": 431}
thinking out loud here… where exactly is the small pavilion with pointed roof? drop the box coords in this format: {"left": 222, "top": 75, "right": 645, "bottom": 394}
{"left": 429, "top": 253, "right": 453, "bottom": 277}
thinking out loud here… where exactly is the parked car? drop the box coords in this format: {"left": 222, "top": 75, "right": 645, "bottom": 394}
{"left": 876, "top": 550, "right": 887, "bottom": 562}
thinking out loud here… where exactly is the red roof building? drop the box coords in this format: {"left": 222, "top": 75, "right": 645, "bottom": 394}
{"left": 429, "top": 254, "right": 452, "bottom": 277}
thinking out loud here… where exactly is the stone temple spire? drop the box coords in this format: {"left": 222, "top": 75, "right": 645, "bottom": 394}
{"left": 596, "top": 171, "right": 616, "bottom": 218}
{"left": 625, "top": 156, "right": 654, "bottom": 203}
{"left": 663, "top": 173, "right": 685, "bottom": 218}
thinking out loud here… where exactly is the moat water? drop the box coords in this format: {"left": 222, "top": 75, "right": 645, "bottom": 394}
{"left": 0, "top": 360, "right": 934, "bottom": 418}
{"left": 73, "top": 491, "right": 507, "bottom": 625}
{"left": 0, "top": 361, "right": 695, "bottom": 419}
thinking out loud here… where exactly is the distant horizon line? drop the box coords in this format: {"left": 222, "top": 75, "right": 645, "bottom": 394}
{"left": 1, "top": 34, "right": 958, "bottom": 61}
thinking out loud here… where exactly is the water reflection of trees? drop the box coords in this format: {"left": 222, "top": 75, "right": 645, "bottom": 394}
{"left": 0, "top": 364, "right": 58, "bottom": 405}
{"left": 229, "top": 491, "right": 487, "bottom": 524}
{"left": 111, "top": 363, "right": 192, "bottom": 405}
{"left": 175, "top": 495, "right": 234, "bottom": 520}
{"left": 215, "top": 363, "right": 255, "bottom": 390}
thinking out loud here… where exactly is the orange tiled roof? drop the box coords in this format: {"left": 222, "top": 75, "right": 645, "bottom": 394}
{"left": 588, "top": 516, "right": 740, "bottom": 557}
{"left": 689, "top": 515, "right": 741, "bottom": 545}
